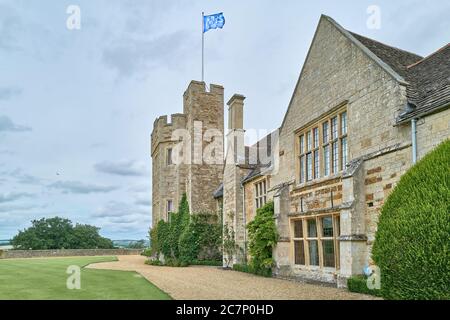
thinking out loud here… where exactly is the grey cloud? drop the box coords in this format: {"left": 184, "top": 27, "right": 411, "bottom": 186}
{"left": 0, "top": 4, "right": 21, "bottom": 52}
{"left": 5, "top": 168, "right": 42, "bottom": 185}
{"left": 0, "top": 87, "right": 22, "bottom": 100}
{"left": 0, "top": 203, "right": 39, "bottom": 213}
{"left": 93, "top": 201, "right": 148, "bottom": 218}
{"left": 94, "top": 160, "right": 147, "bottom": 177}
{"left": 102, "top": 30, "right": 193, "bottom": 78}
{"left": 0, "top": 192, "right": 34, "bottom": 204}
{"left": 135, "top": 198, "right": 151, "bottom": 207}
{"left": 48, "top": 181, "right": 118, "bottom": 194}
{"left": 128, "top": 184, "right": 151, "bottom": 193}
{"left": 0, "top": 116, "right": 31, "bottom": 132}
{"left": 0, "top": 150, "right": 15, "bottom": 156}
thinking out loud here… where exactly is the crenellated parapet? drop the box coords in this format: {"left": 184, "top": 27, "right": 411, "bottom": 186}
{"left": 151, "top": 113, "right": 187, "bottom": 156}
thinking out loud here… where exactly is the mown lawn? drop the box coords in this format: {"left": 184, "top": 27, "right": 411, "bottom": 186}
{"left": 0, "top": 256, "right": 171, "bottom": 300}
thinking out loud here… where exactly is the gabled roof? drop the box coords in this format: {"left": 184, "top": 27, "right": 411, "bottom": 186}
{"left": 280, "top": 15, "right": 450, "bottom": 132}
{"left": 397, "top": 44, "right": 450, "bottom": 122}
{"left": 349, "top": 32, "right": 423, "bottom": 79}
{"left": 280, "top": 15, "right": 418, "bottom": 132}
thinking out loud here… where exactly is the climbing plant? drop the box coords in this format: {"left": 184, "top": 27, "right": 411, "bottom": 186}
{"left": 179, "top": 213, "right": 222, "bottom": 264}
{"left": 222, "top": 220, "right": 237, "bottom": 268}
{"left": 149, "top": 193, "right": 222, "bottom": 266}
{"left": 247, "top": 201, "right": 278, "bottom": 276}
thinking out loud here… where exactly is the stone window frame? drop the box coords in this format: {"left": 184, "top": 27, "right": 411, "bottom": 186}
{"left": 166, "top": 147, "right": 173, "bottom": 166}
{"left": 166, "top": 199, "right": 174, "bottom": 221}
{"left": 296, "top": 105, "right": 348, "bottom": 186}
{"left": 290, "top": 213, "right": 340, "bottom": 270}
{"left": 254, "top": 179, "right": 267, "bottom": 210}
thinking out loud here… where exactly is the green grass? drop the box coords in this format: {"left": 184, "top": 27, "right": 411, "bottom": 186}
{"left": 0, "top": 256, "right": 171, "bottom": 300}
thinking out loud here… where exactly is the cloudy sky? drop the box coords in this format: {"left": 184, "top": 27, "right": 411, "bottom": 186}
{"left": 0, "top": 0, "right": 448, "bottom": 240}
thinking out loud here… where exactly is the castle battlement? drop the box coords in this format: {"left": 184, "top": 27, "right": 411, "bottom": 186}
{"left": 151, "top": 80, "right": 225, "bottom": 225}
{"left": 151, "top": 113, "right": 187, "bottom": 156}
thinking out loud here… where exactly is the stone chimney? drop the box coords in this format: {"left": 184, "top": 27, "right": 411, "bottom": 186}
{"left": 227, "top": 94, "right": 245, "bottom": 130}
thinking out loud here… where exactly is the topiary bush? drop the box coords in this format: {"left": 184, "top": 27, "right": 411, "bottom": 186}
{"left": 372, "top": 140, "right": 450, "bottom": 300}
{"left": 233, "top": 263, "right": 272, "bottom": 277}
{"left": 347, "top": 275, "right": 382, "bottom": 297}
{"left": 247, "top": 201, "right": 278, "bottom": 276}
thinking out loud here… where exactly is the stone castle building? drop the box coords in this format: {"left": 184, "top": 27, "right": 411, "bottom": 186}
{"left": 151, "top": 15, "right": 450, "bottom": 286}
{"left": 151, "top": 82, "right": 224, "bottom": 225}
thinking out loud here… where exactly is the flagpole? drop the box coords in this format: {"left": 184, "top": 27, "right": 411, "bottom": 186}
{"left": 202, "top": 12, "right": 205, "bottom": 83}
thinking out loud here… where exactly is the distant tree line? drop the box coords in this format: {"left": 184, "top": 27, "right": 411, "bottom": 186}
{"left": 11, "top": 217, "right": 114, "bottom": 250}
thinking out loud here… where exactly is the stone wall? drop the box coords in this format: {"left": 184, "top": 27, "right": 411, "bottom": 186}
{"left": 270, "top": 16, "right": 412, "bottom": 284}
{"left": 184, "top": 81, "right": 224, "bottom": 214}
{"left": 416, "top": 107, "right": 450, "bottom": 160}
{"left": 0, "top": 249, "right": 142, "bottom": 259}
{"left": 151, "top": 113, "right": 187, "bottom": 226}
{"left": 151, "top": 81, "right": 225, "bottom": 227}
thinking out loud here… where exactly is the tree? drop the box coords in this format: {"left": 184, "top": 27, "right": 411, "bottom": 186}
{"left": 11, "top": 217, "right": 114, "bottom": 250}
{"left": 128, "top": 240, "right": 146, "bottom": 249}
{"left": 71, "top": 224, "right": 114, "bottom": 249}
{"left": 372, "top": 140, "right": 450, "bottom": 300}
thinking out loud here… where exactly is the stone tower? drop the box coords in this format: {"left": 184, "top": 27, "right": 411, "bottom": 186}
{"left": 183, "top": 81, "right": 224, "bottom": 214}
{"left": 151, "top": 81, "right": 224, "bottom": 226}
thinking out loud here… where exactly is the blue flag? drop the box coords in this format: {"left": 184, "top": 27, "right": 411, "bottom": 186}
{"left": 203, "top": 13, "right": 225, "bottom": 33}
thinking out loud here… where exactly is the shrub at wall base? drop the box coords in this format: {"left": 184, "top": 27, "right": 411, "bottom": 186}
{"left": 372, "top": 140, "right": 450, "bottom": 300}
{"left": 247, "top": 201, "right": 279, "bottom": 276}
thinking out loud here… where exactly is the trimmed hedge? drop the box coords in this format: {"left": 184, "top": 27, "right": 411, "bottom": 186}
{"left": 189, "top": 260, "right": 223, "bottom": 266}
{"left": 233, "top": 263, "right": 272, "bottom": 277}
{"left": 372, "top": 140, "right": 450, "bottom": 300}
{"left": 347, "top": 275, "right": 382, "bottom": 297}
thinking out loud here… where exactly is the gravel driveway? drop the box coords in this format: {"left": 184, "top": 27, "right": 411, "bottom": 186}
{"left": 86, "top": 255, "right": 378, "bottom": 300}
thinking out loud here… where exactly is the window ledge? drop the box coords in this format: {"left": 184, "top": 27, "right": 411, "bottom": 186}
{"left": 293, "top": 174, "right": 343, "bottom": 192}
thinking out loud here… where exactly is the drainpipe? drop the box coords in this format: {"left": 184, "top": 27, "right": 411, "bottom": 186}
{"left": 242, "top": 182, "right": 247, "bottom": 264}
{"left": 411, "top": 118, "right": 417, "bottom": 164}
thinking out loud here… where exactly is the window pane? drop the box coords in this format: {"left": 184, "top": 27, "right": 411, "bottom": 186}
{"left": 263, "top": 180, "right": 266, "bottom": 194}
{"left": 314, "top": 150, "right": 320, "bottom": 179}
{"left": 341, "top": 137, "right": 348, "bottom": 170}
{"left": 332, "top": 142, "right": 339, "bottom": 173}
{"left": 322, "top": 216, "right": 333, "bottom": 237}
{"left": 294, "top": 241, "right": 305, "bottom": 265}
{"left": 336, "top": 216, "right": 340, "bottom": 236}
{"left": 294, "top": 220, "right": 303, "bottom": 238}
{"left": 308, "top": 240, "right": 319, "bottom": 266}
{"left": 300, "top": 155, "right": 305, "bottom": 183}
{"left": 331, "top": 117, "right": 338, "bottom": 140}
{"left": 167, "top": 148, "right": 172, "bottom": 165}
{"left": 323, "top": 145, "right": 330, "bottom": 176}
{"left": 341, "top": 112, "right": 347, "bottom": 135}
{"left": 306, "top": 153, "right": 312, "bottom": 181}
{"left": 307, "top": 219, "right": 317, "bottom": 237}
{"left": 306, "top": 132, "right": 312, "bottom": 151}
{"left": 322, "top": 240, "right": 335, "bottom": 268}
{"left": 322, "top": 122, "right": 329, "bottom": 143}
{"left": 299, "top": 135, "right": 304, "bottom": 154}
{"left": 313, "top": 127, "right": 319, "bottom": 148}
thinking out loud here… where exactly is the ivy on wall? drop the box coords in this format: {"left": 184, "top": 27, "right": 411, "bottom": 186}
{"left": 247, "top": 201, "right": 278, "bottom": 276}
{"left": 149, "top": 194, "right": 222, "bottom": 266}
